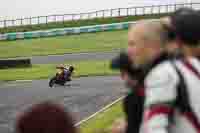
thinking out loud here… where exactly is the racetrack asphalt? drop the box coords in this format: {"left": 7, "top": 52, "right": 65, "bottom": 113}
{"left": 0, "top": 76, "right": 125, "bottom": 133}
{"left": 5, "top": 51, "right": 120, "bottom": 64}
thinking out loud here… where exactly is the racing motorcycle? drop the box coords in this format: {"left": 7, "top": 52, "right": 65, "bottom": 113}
{"left": 49, "top": 66, "right": 74, "bottom": 87}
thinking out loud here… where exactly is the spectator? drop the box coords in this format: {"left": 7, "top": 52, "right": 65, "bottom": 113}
{"left": 140, "top": 8, "right": 200, "bottom": 133}
{"left": 170, "top": 8, "right": 200, "bottom": 58}
{"left": 127, "top": 19, "right": 173, "bottom": 132}
{"left": 162, "top": 8, "right": 199, "bottom": 57}
{"left": 128, "top": 21, "right": 168, "bottom": 133}
{"left": 112, "top": 19, "right": 171, "bottom": 133}
{"left": 15, "top": 101, "right": 77, "bottom": 133}
{"left": 111, "top": 16, "right": 189, "bottom": 133}
{"left": 110, "top": 52, "right": 145, "bottom": 133}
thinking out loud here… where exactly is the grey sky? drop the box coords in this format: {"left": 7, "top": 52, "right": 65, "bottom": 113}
{"left": 0, "top": 0, "right": 194, "bottom": 20}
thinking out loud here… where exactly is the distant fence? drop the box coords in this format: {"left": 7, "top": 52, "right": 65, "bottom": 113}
{"left": 0, "top": 2, "right": 200, "bottom": 28}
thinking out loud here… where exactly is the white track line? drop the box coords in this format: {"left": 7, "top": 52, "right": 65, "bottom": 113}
{"left": 75, "top": 95, "right": 125, "bottom": 127}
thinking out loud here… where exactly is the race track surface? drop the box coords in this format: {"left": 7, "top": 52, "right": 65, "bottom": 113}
{"left": 5, "top": 51, "right": 119, "bottom": 64}
{"left": 0, "top": 76, "right": 125, "bottom": 133}
{"left": 31, "top": 51, "right": 118, "bottom": 64}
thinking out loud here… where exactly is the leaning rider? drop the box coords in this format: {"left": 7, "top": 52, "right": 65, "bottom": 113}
{"left": 56, "top": 64, "right": 67, "bottom": 81}
{"left": 56, "top": 64, "right": 74, "bottom": 81}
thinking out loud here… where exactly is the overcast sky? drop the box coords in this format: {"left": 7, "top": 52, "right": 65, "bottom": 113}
{"left": 0, "top": 0, "right": 195, "bottom": 20}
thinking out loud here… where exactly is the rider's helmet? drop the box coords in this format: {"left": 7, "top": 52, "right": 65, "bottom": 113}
{"left": 69, "top": 66, "right": 74, "bottom": 72}
{"left": 56, "top": 64, "right": 65, "bottom": 69}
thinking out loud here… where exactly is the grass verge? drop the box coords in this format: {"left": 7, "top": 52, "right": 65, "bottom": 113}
{"left": 0, "top": 60, "right": 118, "bottom": 81}
{"left": 0, "top": 30, "right": 127, "bottom": 58}
{"left": 80, "top": 101, "right": 124, "bottom": 133}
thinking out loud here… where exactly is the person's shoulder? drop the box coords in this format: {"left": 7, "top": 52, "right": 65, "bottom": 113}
{"left": 144, "top": 60, "right": 179, "bottom": 106}
{"left": 145, "top": 60, "right": 179, "bottom": 87}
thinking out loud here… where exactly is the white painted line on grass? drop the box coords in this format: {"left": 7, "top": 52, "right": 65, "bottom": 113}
{"left": 75, "top": 95, "right": 125, "bottom": 127}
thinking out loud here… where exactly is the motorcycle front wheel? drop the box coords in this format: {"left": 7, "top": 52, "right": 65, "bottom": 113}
{"left": 49, "top": 76, "right": 56, "bottom": 87}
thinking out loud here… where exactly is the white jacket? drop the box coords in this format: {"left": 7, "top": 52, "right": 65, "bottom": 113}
{"left": 141, "top": 57, "right": 200, "bottom": 133}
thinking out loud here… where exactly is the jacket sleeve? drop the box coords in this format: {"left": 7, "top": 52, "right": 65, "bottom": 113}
{"left": 142, "top": 62, "right": 179, "bottom": 133}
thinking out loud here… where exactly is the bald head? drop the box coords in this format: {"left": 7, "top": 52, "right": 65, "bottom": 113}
{"left": 160, "top": 17, "right": 171, "bottom": 27}
{"left": 129, "top": 20, "right": 168, "bottom": 46}
{"left": 127, "top": 20, "right": 168, "bottom": 66}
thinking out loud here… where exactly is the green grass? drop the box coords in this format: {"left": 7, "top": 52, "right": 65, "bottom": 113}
{"left": 0, "top": 30, "right": 127, "bottom": 58}
{"left": 0, "top": 13, "right": 169, "bottom": 33}
{"left": 0, "top": 60, "right": 119, "bottom": 81}
{"left": 0, "top": 13, "right": 169, "bottom": 58}
{"left": 80, "top": 101, "right": 124, "bottom": 133}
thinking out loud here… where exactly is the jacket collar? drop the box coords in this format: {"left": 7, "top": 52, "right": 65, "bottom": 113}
{"left": 147, "top": 53, "right": 170, "bottom": 71}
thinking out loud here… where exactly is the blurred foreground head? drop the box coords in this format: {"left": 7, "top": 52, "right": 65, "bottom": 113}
{"left": 111, "top": 52, "right": 143, "bottom": 78}
{"left": 170, "top": 7, "right": 200, "bottom": 45}
{"left": 111, "top": 52, "right": 133, "bottom": 72}
{"left": 111, "top": 52, "right": 144, "bottom": 88}
{"left": 128, "top": 20, "right": 168, "bottom": 67}
{"left": 16, "top": 102, "right": 77, "bottom": 133}
{"left": 160, "top": 8, "right": 195, "bottom": 57}
{"left": 160, "top": 8, "right": 200, "bottom": 57}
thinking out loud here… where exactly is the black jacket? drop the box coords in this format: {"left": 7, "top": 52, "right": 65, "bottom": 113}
{"left": 123, "top": 88, "right": 145, "bottom": 133}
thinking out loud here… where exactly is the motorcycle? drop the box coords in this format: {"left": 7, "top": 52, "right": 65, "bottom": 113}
{"left": 49, "top": 66, "right": 74, "bottom": 87}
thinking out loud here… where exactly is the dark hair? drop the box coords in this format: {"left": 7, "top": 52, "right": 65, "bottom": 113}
{"left": 16, "top": 102, "right": 77, "bottom": 133}
{"left": 170, "top": 8, "right": 200, "bottom": 45}
{"left": 161, "top": 21, "right": 176, "bottom": 41}
{"left": 111, "top": 52, "right": 144, "bottom": 80}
